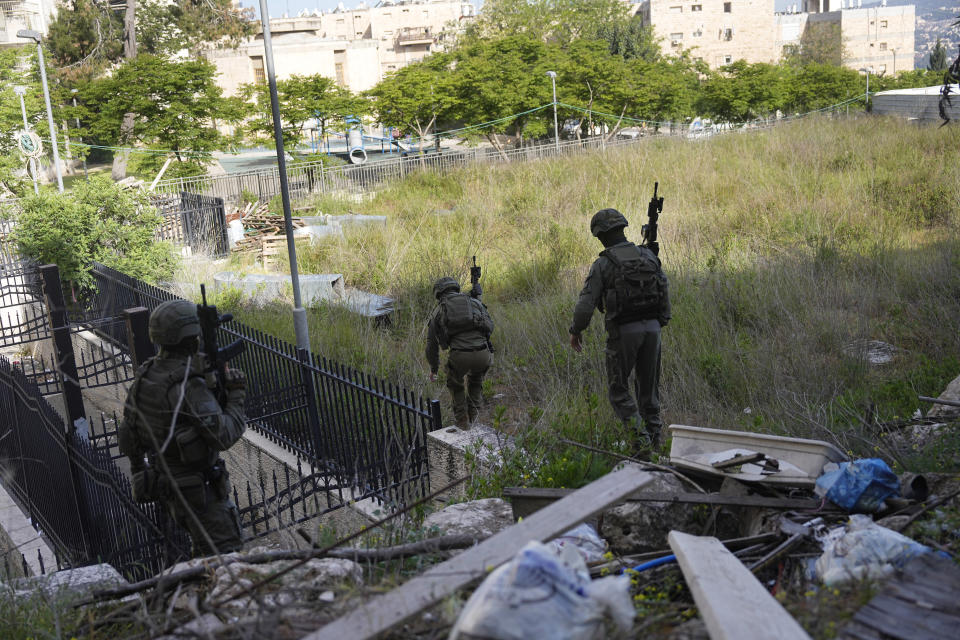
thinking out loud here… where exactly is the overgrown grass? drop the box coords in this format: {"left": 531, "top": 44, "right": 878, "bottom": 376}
{"left": 198, "top": 116, "right": 960, "bottom": 488}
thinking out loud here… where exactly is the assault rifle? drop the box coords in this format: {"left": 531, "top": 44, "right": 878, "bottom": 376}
{"left": 198, "top": 284, "right": 246, "bottom": 404}
{"left": 469, "top": 255, "right": 483, "bottom": 299}
{"left": 642, "top": 182, "right": 664, "bottom": 256}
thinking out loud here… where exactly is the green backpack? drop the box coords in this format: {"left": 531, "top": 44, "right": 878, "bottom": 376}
{"left": 439, "top": 293, "right": 493, "bottom": 347}
{"left": 601, "top": 243, "right": 664, "bottom": 323}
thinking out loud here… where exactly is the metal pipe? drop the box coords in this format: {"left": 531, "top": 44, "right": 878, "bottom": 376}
{"left": 547, "top": 70, "right": 559, "bottom": 151}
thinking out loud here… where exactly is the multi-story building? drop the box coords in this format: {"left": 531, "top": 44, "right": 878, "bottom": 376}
{"left": 207, "top": 0, "right": 475, "bottom": 96}
{"left": 0, "top": 0, "right": 58, "bottom": 47}
{"left": 635, "top": 0, "right": 914, "bottom": 73}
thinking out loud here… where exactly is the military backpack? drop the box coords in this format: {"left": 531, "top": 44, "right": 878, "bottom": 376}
{"left": 601, "top": 243, "right": 665, "bottom": 323}
{"left": 437, "top": 292, "right": 493, "bottom": 348}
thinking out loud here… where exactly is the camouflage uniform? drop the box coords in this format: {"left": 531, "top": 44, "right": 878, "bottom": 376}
{"left": 570, "top": 209, "right": 671, "bottom": 445}
{"left": 426, "top": 277, "right": 494, "bottom": 429}
{"left": 119, "top": 300, "right": 247, "bottom": 557}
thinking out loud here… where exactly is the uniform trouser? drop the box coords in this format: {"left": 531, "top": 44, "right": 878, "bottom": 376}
{"left": 165, "top": 470, "right": 243, "bottom": 557}
{"left": 605, "top": 319, "right": 662, "bottom": 435}
{"left": 446, "top": 348, "right": 493, "bottom": 425}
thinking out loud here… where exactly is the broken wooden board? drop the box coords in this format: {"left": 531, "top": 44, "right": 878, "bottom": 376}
{"left": 668, "top": 531, "right": 812, "bottom": 640}
{"left": 837, "top": 553, "right": 960, "bottom": 640}
{"left": 302, "top": 464, "right": 653, "bottom": 640}
{"left": 503, "top": 486, "right": 824, "bottom": 521}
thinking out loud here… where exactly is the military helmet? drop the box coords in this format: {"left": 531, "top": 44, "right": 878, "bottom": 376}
{"left": 590, "top": 208, "right": 629, "bottom": 237}
{"left": 433, "top": 277, "right": 460, "bottom": 299}
{"left": 148, "top": 299, "right": 201, "bottom": 346}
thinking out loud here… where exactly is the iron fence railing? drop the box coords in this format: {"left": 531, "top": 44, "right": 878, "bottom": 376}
{"left": 153, "top": 192, "right": 229, "bottom": 257}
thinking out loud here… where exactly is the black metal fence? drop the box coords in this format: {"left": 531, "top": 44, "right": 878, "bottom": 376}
{"left": 153, "top": 191, "right": 229, "bottom": 257}
{"left": 0, "top": 356, "right": 190, "bottom": 581}
{"left": 85, "top": 262, "right": 435, "bottom": 507}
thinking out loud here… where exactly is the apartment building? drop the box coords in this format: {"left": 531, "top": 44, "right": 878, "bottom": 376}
{"left": 0, "top": 0, "right": 57, "bottom": 47}
{"left": 636, "top": 0, "right": 914, "bottom": 73}
{"left": 207, "top": 0, "right": 474, "bottom": 96}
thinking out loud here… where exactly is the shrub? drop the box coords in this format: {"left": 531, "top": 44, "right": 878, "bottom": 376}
{"left": 12, "top": 176, "right": 179, "bottom": 290}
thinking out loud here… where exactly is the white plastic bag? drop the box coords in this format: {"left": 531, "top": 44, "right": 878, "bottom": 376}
{"left": 814, "top": 514, "right": 931, "bottom": 586}
{"left": 449, "top": 541, "right": 634, "bottom": 640}
{"left": 548, "top": 523, "right": 608, "bottom": 563}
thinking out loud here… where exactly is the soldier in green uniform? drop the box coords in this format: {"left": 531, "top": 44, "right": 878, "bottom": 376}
{"left": 119, "top": 299, "right": 248, "bottom": 556}
{"left": 426, "top": 277, "right": 495, "bottom": 430}
{"left": 569, "top": 208, "right": 671, "bottom": 453}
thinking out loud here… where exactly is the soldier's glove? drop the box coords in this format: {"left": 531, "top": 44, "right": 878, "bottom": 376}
{"left": 224, "top": 367, "right": 246, "bottom": 404}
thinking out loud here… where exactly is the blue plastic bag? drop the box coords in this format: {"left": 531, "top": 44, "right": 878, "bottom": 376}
{"left": 815, "top": 458, "right": 900, "bottom": 512}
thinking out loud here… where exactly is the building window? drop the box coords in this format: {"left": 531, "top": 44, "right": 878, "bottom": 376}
{"left": 724, "top": 55, "right": 732, "bottom": 64}
{"left": 692, "top": 4, "right": 702, "bottom": 10}
{"left": 723, "top": 28, "right": 733, "bottom": 40}
{"left": 335, "top": 62, "right": 345, "bottom": 85}
{"left": 724, "top": 2, "right": 731, "bottom": 12}
{"left": 880, "top": 20, "right": 888, "bottom": 27}
{"left": 670, "top": 32, "right": 683, "bottom": 46}
{"left": 693, "top": 28, "right": 703, "bottom": 37}
{"left": 879, "top": 42, "right": 887, "bottom": 51}
{"left": 251, "top": 56, "right": 265, "bottom": 83}
{"left": 356, "top": 31, "right": 363, "bottom": 37}
{"left": 670, "top": 5, "right": 682, "bottom": 12}
{"left": 336, "top": 18, "right": 344, "bottom": 24}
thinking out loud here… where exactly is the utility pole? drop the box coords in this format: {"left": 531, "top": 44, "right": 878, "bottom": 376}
{"left": 546, "top": 71, "right": 559, "bottom": 151}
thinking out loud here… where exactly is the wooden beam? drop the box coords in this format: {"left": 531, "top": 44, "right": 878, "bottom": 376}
{"left": 302, "top": 465, "right": 653, "bottom": 640}
{"left": 668, "top": 531, "right": 812, "bottom": 640}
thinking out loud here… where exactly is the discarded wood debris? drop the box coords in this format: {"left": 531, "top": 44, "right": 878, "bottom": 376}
{"left": 669, "top": 531, "right": 812, "bottom": 640}
{"left": 302, "top": 464, "right": 653, "bottom": 640}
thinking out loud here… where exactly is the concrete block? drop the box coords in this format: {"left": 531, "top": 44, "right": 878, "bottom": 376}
{"left": 427, "top": 424, "right": 513, "bottom": 502}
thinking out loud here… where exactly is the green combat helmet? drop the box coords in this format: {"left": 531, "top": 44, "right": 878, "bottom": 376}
{"left": 148, "top": 299, "right": 202, "bottom": 346}
{"left": 590, "top": 208, "right": 629, "bottom": 237}
{"left": 433, "top": 277, "right": 461, "bottom": 300}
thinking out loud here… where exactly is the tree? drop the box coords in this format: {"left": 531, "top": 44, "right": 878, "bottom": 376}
{"left": 596, "top": 13, "right": 660, "bottom": 62}
{"left": 929, "top": 38, "right": 948, "bottom": 72}
{"left": 698, "top": 61, "right": 788, "bottom": 122}
{"left": 366, "top": 54, "right": 459, "bottom": 151}
{"left": 464, "top": 0, "right": 629, "bottom": 49}
{"left": 783, "top": 63, "right": 858, "bottom": 113}
{"left": 79, "top": 55, "right": 244, "bottom": 178}
{"left": 783, "top": 22, "right": 847, "bottom": 67}
{"left": 11, "top": 176, "right": 177, "bottom": 290}
{"left": 242, "top": 75, "right": 365, "bottom": 151}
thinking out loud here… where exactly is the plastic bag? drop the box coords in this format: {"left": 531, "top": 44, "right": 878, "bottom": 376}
{"left": 449, "top": 541, "right": 634, "bottom": 640}
{"left": 815, "top": 458, "right": 900, "bottom": 512}
{"left": 548, "top": 523, "right": 608, "bottom": 563}
{"left": 814, "top": 514, "right": 931, "bottom": 585}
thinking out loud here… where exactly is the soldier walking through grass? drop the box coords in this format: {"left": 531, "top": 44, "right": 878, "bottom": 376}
{"left": 569, "top": 208, "right": 671, "bottom": 455}
{"left": 426, "top": 276, "right": 495, "bottom": 430}
{"left": 119, "top": 299, "right": 248, "bottom": 557}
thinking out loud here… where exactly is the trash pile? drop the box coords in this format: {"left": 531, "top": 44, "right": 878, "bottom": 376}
{"left": 226, "top": 201, "right": 309, "bottom": 266}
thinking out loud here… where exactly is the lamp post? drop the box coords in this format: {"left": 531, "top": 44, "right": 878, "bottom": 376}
{"left": 71, "top": 89, "right": 88, "bottom": 180}
{"left": 17, "top": 29, "right": 63, "bottom": 192}
{"left": 891, "top": 48, "right": 896, "bottom": 75}
{"left": 546, "top": 70, "right": 559, "bottom": 151}
{"left": 258, "top": 0, "right": 311, "bottom": 353}
{"left": 13, "top": 85, "right": 38, "bottom": 193}
{"left": 858, "top": 67, "right": 872, "bottom": 106}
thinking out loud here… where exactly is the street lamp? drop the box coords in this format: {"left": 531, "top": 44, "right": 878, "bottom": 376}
{"left": 891, "top": 48, "right": 896, "bottom": 75}
{"left": 17, "top": 29, "right": 64, "bottom": 192}
{"left": 13, "top": 85, "right": 38, "bottom": 193}
{"left": 858, "top": 67, "right": 872, "bottom": 106}
{"left": 546, "top": 70, "right": 559, "bottom": 151}
{"left": 71, "top": 89, "right": 88, "bottom": 180}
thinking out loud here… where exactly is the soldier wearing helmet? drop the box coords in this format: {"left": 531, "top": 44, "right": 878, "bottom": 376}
{"left": 426, "top": 276, "right": 495, "bottom": 430}
{"left": 569, "top": 208, "right": 671, "bottom": 456}
{"left": 119, "top": 299, "right": 248, "bottom": 557}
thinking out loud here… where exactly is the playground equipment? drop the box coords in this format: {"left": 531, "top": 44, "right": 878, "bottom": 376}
{"left": 346, "top": 116, "right": 367, "bottom": 165}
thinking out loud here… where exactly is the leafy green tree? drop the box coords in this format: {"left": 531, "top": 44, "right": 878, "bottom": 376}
{"left": 782, "top": 63, "right": 858, "bottom": 113}
{"left": 242, "top": 75, "right": 364, "bottom": 151}
{"left": 367, "top": 54, "right": 459, "bottom": 150}
{"left": 464, "top": 0, "right": 628, "bottom": 48}
{"left": 11, "top": 176, "right": 177, "bottom": 289}
{"left": 78, "top": 55, "right": 244, "bottom": 178}
{"left": 929, "top": 39, "right": 948, "bottom": 72}
{"left": 698, "top": 61, "right": 788, "bottom": 122}
{"left": 596, "top": 13, "right": 660, "bottom": 62}
{"left": 783, "top": 22, "right": 847, "bottom": 67}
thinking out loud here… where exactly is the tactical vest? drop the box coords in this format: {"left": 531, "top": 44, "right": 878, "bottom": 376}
{"left": 126, "top": 357, "right": 216, "bottom": 471}
{"left": 601, "top": 243, "right": 665, "bottom": 324}
{"left": 437, "top": 293, "right": 493, "bottom": 349}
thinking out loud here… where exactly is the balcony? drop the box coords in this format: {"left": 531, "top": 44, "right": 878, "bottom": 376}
{"left": 396, "top": 27, "right": 434, "bottom": 46}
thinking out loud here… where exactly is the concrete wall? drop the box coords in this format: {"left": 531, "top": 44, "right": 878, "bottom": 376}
{"left": 841, "top": 5, "right": 915, "bottom": 75}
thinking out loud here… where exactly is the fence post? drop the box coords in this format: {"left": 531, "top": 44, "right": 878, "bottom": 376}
{"left": 430, "top": 399, "right": 442, "bottom": 431}
{"left": 123, "top": 307, "right": 155, "bottom": 369}
{"left": 296, "top": 347, "right": 324, "bottom": 459}
{"left": 39, "top": 264, "right": 85, "bottom": 431}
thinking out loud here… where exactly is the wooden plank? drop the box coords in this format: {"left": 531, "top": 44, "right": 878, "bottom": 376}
{"left": 712, "top": 452, "right": 766, "bottom": 469}
{"left": 302, "top": 465, "right": 653, "bottom": 640}
{"left": 668, "top": 531, "right": 812, "bottom": 640}
{"left": 503, "top": 486, "right": 823, "bottom": 512}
